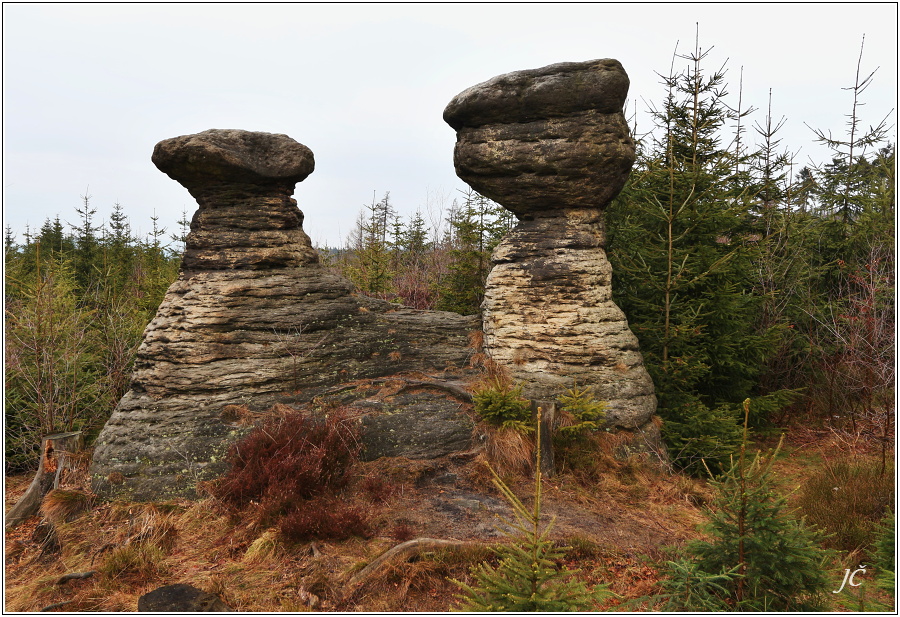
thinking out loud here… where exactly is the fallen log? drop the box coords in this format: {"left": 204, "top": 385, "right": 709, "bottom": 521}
{"left": 5, "top": 431, "right": 84, "bottom": 529}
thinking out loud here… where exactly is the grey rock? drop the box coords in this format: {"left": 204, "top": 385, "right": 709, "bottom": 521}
{"left": 91, "top": 130, "right": 479, "bottom": 501}
{"left": 153, "top": 129, "right": 319, "bottom": 270}
{"left": 445, "top": 60, "right": 657, "bottom": 430}
{"left": 138, "top": 583, "right": 231, "bottom": 612}
{"left": 359, "top": 390, "right": 474, "bottom": 461}
{"left": 152, "top": 129, "right": 315, "bottom": 188}
{"left": 444, "top": 59, "right": 630, "bottom": 129}
{"left": 444, "top": 59, "right": 635, "bottom": 217}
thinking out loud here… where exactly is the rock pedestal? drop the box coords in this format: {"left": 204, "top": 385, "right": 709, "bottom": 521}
{"left": 90, "top": 130, "right": 478, "bottom": 501}
{"left": 444, "top": 60, "right": 657, "bottom": 429}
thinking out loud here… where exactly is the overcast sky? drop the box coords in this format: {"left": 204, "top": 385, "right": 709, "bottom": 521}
{"left": 3, "top": 3, "right": 897, "bottom": 248}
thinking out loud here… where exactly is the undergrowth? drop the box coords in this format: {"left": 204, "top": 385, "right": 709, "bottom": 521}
{"left": 796, "top": 457, "right": 895, "bottom": 552}
{"left": 454, "top": 411, "right": 612, "bottom": 611}
{"left": 211, "top": 405, "right": 372, "bottom": 542}
{"left": 472, "top": 375, "right": 532, "bottom": 432}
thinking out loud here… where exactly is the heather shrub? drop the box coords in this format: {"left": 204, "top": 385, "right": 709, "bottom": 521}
{"left": 214, "top": 406, "right": 361, "bottom": 518}
{"left": 278, "top": 497, "right": 372, "bottom": 542}
{"left": 359, "top": 474, "right": 395, "bottom": 503}
{"left": 213, "top": 406, "right": 372, "bottom": 542}
{"left": 391, "top": 520, "right": 417, "bottom": 542}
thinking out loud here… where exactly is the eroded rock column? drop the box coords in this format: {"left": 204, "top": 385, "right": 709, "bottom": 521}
{"left": 444, "top": 60, "right": 656, "bottom": 429}
{"left": 91, "top": 130, "right": 478, "bottom": 500}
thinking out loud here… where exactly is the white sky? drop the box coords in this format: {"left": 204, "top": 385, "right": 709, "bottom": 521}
{"left": 3, "top": 2, "right": 897, "bottom": 248}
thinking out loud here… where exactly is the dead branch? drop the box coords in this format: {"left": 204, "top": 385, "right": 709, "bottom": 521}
{"left": 345, "top": 537, "right": 476, "bottom": 595}
{"left": 317, "top": 378, "right": 473, "bottom": 405}
{"left": 39, "top": 600, "right": 74, "bottom": 612}
{"left": 55, "top": 571, "right": 96, "bottom": 585}
{"left": 370, "top": 378, "right": 473, "bottom": 402}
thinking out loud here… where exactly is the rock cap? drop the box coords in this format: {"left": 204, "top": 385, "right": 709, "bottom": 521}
{"left": 152, "top": 129, "right": 315, "bottom": 188}
{"left": 444, "top": 59, "right": 629, "bottom": 130}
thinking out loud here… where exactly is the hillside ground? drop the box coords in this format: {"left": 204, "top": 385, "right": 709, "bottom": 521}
{"left": 4, "top": 416, "right": 894, "bottom": 612}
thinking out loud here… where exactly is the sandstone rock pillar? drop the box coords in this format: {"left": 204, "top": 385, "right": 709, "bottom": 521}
{"left": 444, "top": 59, "right": 657, "bottom": 429}
{"left": 91, "top": 129, "right": 478, "bottom": 501}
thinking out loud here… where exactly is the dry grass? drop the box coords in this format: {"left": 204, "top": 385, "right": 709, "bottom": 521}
{"left": 40, "top": 489, "right": 94, "bottom": 525}
{"left": 482, "top": 425, "right": 535, "bottom": 478}
{"left": 796, "top": 457, "right": 894, "bottom": 552}
{"left": 12, "top": 424, "right": 877, "bottom": 612}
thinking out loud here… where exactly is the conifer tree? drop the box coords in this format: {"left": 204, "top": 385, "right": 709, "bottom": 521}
{"left": 436, "top": 189, "right": 510, "bottom": 315}
{"left": 344, "top": 192, "right": 393, "bottom": 295}
{"left": 5, "top": 253, "right": 102, "bottom": 471}
{"left": 606, "top": 31, "right": 778, "bottom": 468}
{"left": 5, "top": 198, "right": 181, "bottom": 472}
{"left": 454, "top": 410, "right": 610, "bottom": 611}
{"left": 654, "top": 401, "right": 831, "bottom": 611}
{"left": 391, "top": 209, "right": 438, "bottom": 309}
{"left": 70, "top": 191, "right": 102, "bottom": 291}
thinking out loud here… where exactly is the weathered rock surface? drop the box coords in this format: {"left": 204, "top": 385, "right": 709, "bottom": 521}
{"left": 91, "top": 129, "right": 479, "bottom": 501}
{"left": 444, "top": 59, "right": 635, "bottom": 216}
{"left": 445, "top": 60, "right": 657, "bottom": 429}
{"left": 153, "top": 129, "right": 319, "bottom": 270}
{"left": 138, "top": 583, "right": 231, "bottom": 612}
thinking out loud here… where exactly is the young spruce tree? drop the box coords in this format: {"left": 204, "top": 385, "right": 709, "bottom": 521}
{"left": 654, "top": 401, "right": 832, "bottom": 611}
{"left": 454, "top": 409, "right": 610, "bottom": 611}
{"left": 607, "top": 33, "right": 772, "bottom": 472}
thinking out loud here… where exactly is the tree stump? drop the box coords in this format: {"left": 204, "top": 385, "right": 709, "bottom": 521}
{"left": 5, "top": 431, "right": 84, "bottom": 529}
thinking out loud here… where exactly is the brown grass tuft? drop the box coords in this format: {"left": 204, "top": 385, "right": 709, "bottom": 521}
{"left": 243, "top": 528, "right": 281, "bottom": 563}
{"left": 98, "top": 542, "right": 168, "bottom": 582}
{"left": 483, "top": 425, "right": 534, "bottom": 477}
{"left": 468, "top": 351, "right": 487, "bottom": 369}
{"left": 480, "top": 356, "right": 509, "bottom": 383}
{"left": 41, "top": 489, "right": 94, "bottom": 524}
{"left": 797, "top": 456, "right": 894, "bottom": 551}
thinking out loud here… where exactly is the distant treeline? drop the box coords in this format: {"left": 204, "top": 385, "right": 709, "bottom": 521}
{"left": 4, "top": 199, "right": 184, "bottom": 472}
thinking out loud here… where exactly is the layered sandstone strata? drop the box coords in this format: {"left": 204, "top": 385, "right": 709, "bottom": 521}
{"left": 444, "top": 60, "right": 657, "bottom": 428}
{"left": 91, "top": 130, "right": 478, "bottom": 500}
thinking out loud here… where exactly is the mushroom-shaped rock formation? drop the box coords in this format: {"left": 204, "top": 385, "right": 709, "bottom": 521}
{"left": 152, "top": 129, "right": 319, "bottom": 270}
{"left": 91, "top": 130, "right": 479, "bottom": 501}
{"left": 444, "top": 60, "right": 657, "bottom": 431}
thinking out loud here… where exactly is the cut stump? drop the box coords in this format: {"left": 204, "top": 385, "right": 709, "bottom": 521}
{"left": 5, "top": 431, "right": 84, "bottom": 529}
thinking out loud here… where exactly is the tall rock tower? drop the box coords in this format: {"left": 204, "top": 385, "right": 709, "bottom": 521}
{"left": 444, "top": 59, "right": 657, "bottom": 430}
